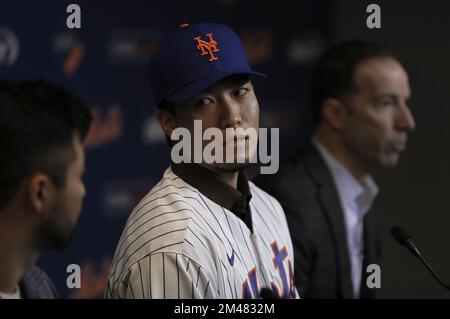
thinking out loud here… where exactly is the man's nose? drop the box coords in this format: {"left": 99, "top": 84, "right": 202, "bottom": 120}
{"left": 395, "top": 104, "right": 416, "bottom": 131}
{"left": 220, "top": 97, "right": 242, "bottom": 128}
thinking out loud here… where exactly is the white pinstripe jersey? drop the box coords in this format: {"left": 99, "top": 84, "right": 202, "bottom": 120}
{"left": 105, "top": 167, "right": 299, "bottom": 299}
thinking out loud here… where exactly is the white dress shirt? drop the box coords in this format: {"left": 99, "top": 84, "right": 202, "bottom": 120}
{"left": 313, "top": 138, "right": 378, "bottom": 297}
{"left": 0, "top": 285, "right": 21, "bottom": 299}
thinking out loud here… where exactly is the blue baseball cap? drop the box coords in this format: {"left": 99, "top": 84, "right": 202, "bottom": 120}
{"left": 148, "top": 23, "right": 266, "bottom": 104}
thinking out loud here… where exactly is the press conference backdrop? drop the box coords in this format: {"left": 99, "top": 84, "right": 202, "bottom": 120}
{"left": 3, "top": 0, "right": 448, "bottom": 299}
{"left": 0, "top": 0, "right": 330, "bottom": 298}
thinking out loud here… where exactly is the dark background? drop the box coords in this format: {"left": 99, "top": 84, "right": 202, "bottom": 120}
{"left": 332, "top": 0, "right": 450, "bottom": 298}
{"left": 0, "top": 0, "right": 449, "bottom": 298}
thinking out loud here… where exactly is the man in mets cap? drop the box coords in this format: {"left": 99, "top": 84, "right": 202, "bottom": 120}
{"left": 106, "top": 23, "right": 299, "bottom": 299}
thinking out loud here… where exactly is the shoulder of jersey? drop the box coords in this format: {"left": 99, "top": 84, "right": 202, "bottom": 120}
{"left": 249, "top": 181, "right": 284, "bottom": 212}
{"left": 114, "top": 168, "right": 208, "bottom": 266}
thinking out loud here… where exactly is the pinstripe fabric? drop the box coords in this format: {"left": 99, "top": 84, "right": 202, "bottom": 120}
{"left": 105, "top": 167, "right": 298, "bottom": 299}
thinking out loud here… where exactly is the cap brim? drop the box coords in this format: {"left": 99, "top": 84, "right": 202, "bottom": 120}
{"left": 163, "top": 68, "right": 267, "bottom": 104}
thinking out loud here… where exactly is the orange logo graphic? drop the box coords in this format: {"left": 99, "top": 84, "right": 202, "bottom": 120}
{"left": 70, "top": 258, "right": 111, "bottom": 299}
{"left": 84, "top": 102, "right": 123, "bottom": 149}
{"left": 194, "top": 33, "right": 220, "bottom": 62}
{"left": 63, "top": 42, "right": 85, "bottom": 77}
{"left": 241, "top": 29, "right": 272, "bottom": 66}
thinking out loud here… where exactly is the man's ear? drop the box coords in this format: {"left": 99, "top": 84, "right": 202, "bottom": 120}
{"left": 28, "top": 173, "right": 56, "bottom": 217}
{"left": 321, "top": 98, "right": 348, "bottom": 130}
{"left": 156, "top": 110, "right": 176, "bottom": 140}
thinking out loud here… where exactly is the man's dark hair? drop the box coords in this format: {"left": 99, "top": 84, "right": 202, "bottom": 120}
{"left": 156, "top": 100, "right": 176, "bottom": 146}
{"left": 157, "top": 100, "right": 175, "bottom": 114}
{"left": 0, "top": 80, "right": 92, "bottom": 209}
{"left": 311, "top": 40, "right": 398, "bottom": 126}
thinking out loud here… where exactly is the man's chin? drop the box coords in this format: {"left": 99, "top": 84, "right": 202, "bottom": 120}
{"left": 39, "top": 223, "right": 77, "bottom": 251}
{"left": 48, "top": 231, "right": 74, "bottom": 251}
{"left": 379, "top": 154, "right": 401, "bottom": 169}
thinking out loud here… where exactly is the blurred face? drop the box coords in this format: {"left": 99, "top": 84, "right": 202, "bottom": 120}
{"left": 340, "top": 57, "right": 416, "bottom": 169}
{"left": 41, "top": 136, "right": 86, "bottom": 250}
{"left": 173, "top": 75, "right": 260, "bottom": 173}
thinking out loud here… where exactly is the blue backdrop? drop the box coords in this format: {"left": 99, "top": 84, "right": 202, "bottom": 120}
{"left": 0, "top": 0, "right": 329, "bottom": 298}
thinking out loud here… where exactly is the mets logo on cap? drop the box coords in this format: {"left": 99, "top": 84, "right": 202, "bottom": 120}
{"left": 194, "top": 33, "right": 220, "bottom": 62}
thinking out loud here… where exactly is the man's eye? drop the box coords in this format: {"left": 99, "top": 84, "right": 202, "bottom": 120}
{"left": 234, "top": 87, "right": 249, "bottom": 97}
{"left": 195, "top": 98, "right": 213, "bottom": 107}
{"left": 378, "top": 98, "right": 394, "bottom": 107}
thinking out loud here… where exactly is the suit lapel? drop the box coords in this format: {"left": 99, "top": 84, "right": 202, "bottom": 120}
{"left": 359, "top": 209, "right": 379, "bottom": 298}
{"left": 302, "top": 144, "right": 354, "bottom": 298}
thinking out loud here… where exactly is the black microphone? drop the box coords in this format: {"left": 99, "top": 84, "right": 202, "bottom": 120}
{"left": 391, "top": 225, "right": 450, "bottom": 291}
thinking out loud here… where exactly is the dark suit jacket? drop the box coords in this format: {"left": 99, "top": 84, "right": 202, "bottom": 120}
{"left": 19, "top": 266, "right": 59, "bottom": 299}
{"left": 256, "top": 144, "right": 380, "bottom": 299}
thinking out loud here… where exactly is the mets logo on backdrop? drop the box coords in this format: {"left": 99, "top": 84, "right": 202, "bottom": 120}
{"left": 52, "top": 30, "right": 85, "bottom": 77}
{"left": 194, "top": 33, "right": 220, "bottom": 62}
